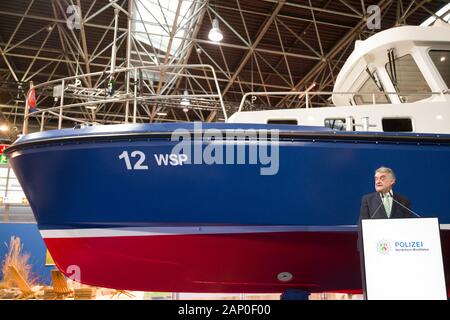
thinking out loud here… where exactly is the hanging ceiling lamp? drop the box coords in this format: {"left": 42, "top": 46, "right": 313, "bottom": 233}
{"left": 208, "top": 18, "right": 223, "bottom": 42}
{"left": 180, "top": 90, "right": 190, "bottom": 112}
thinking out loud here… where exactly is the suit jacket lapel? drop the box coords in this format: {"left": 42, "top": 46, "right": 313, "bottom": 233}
{"left": 373, "top": 193, "right": 387, "bottom": 218}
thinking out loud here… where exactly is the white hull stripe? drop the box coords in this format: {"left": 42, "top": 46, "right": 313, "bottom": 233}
{"left": 40, "top": 224, "right": 450, "bottom": 239}
{"left": 40, "top": 225, "right": 360, "bottom": 239}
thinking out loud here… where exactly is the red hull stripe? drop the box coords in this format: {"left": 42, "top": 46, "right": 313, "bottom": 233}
{"left": 43, "top": 231, "right": 363, "bottom": 293}
{"left": 42, "top": 228, "right": 450, "bottom": 293}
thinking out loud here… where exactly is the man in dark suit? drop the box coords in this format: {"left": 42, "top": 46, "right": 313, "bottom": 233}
{"left": 358, "top": 167, "right": 416, "bottom": 298}
{"left": 359, "top": 166, "right": 414, "bottom": 220}
{"left": 358, "top": 166, "right": 416, "bottom": 253}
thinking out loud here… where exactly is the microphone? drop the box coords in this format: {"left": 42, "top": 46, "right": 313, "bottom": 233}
{"left": 369, "top": 192, "right": 386, "bottom": 219}
{"left": 390, "top": 192, "right": 421, "bottom": 218}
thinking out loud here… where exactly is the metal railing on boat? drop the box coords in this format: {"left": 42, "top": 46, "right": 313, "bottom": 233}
{"left": 22, "top": 64, "right": 227, "bottom": 134}
{"left": 237, "top": 90, "right": 447, "bottom": 112}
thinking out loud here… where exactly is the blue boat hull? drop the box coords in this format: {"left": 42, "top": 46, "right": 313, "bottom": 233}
{"left": 5, "top": 123, "right": 450, "bottom": 293}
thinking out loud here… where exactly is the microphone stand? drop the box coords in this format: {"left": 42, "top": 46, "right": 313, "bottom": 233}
{"left": 390, "top": 194, "right": 421, "bottom": 218}
{"left": 369, "top": 192, "right": 421, "bottom": 218}
{"left": 369, "top": 193, "right": 386, "bottom": 219}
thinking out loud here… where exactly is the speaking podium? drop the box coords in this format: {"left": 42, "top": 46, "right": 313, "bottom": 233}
{"left": 360, "top": 217, "right": 447, "bottom": 300}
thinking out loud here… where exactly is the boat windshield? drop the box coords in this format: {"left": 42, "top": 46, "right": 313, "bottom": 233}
{"left": 385, "top": 54, "right": 431, "bottom": 103}
{"left": 353, "top": 69, "right": 389, "bottom": 105}
{"left": 429, "top": 50, "right": 450, "bottom": 89}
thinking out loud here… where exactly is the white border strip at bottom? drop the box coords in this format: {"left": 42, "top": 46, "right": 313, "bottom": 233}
{"left": 40, "top": 224, "right": 450, "bottom": 239}
{"left": 40, "top": 225, "right": 358, "bottom": 238}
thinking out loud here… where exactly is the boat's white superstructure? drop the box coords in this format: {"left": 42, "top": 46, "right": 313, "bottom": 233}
{"left": 228, "top": 23, "right": 450, "bottom": 134}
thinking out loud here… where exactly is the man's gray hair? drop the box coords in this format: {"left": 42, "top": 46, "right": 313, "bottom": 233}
{"left": 375, "top": 166, "right": 396, "bottom": 180}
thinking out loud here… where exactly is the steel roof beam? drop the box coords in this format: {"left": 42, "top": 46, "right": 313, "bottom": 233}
{"left": 275, "top": 0, "right": 393, "bottom": 107}
{"left": 222, "top": 1, "right": 285, "bottom": 96}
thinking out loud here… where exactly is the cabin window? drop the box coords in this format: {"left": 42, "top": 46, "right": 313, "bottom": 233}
{"left": 267, "top": 119, "right": 298, "bottom": 125}
{"left": 429, "top": 50, "right": 450, "bottom": 88}
{"left": 385, "top": 54, "right": 431, "bottom": 103}
{"left": 382, "top": 118, "right": 413, "bottom": 132}
{"left": 324, "top": 118, "right": 352, "bottom": 131}
{"left": 353, "top": 70, "right": 389, "bottom": 105}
